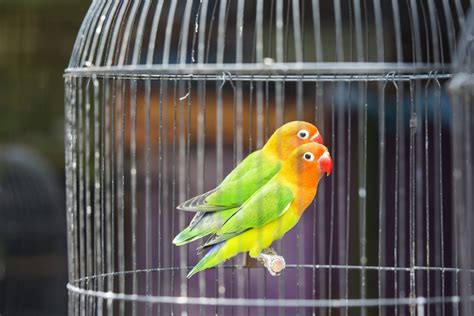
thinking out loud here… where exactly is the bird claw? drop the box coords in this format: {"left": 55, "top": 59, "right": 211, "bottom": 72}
{"left": 257, "top": 248, "right": 286, "bottom": 276}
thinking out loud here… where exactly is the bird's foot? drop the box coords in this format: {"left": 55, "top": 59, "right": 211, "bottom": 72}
{"left": 257, "top": 248, "right": 286, "bottom": 276}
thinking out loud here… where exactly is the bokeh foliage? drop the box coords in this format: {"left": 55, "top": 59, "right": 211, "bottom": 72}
{"left": 0, "top": 0, "right": 89, "bottom": 169}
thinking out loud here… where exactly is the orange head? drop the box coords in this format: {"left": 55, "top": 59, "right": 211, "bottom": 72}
{"left": 262, "top": 121, "right": 324, "bottom": 160}
{"left": 278, "top": 142, "right": 332, "bottom": 188}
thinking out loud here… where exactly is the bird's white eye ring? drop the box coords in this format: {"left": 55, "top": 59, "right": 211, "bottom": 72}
{"left": 303, "top": 152, "right": 315, "bottom": 162}
{"left": 298, "top": 129, "right": 309, "bottom": 139}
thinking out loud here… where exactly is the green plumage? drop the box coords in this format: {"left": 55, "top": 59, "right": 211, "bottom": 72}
{"left": 172, "top": 207, "right": 237, "bottom": 245}
{"left": 186, "top": 178, "right": 297, "bottom": 278}
{"left": 177, "top": 151, "right": 280, "bottom": 212}
{"left": 217, "top": 182, "right": 294, "bottom": 235}
{"left": 174, "top": 150, "right": 282, "bottom": 246}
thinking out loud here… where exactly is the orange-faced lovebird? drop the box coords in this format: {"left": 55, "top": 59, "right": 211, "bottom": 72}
{"left": 186, "top": 142, "right": 332, "bottom": 277}
{"left": 173, "top": 121, "right": 323, "bottom": 245}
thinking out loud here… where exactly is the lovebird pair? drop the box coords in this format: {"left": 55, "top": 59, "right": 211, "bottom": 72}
{"left": 173, "top": 121, "right": 332, "bottom": 278}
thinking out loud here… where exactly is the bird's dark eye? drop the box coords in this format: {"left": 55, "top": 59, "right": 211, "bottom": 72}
{"left": 303, "top": 152, "right": 314, "bottom": 161}
{"left": 298, "top": 129, "right": 309, "bottom": 139}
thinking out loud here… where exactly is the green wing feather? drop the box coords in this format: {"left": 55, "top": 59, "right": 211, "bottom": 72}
{"left": 204, "top": 164, "right": 281, "bottom": 206}
{"left": 177, "top": 150, "right": 280, "bottom": 212}
{"left": 198, "top": 181, "right": 294, "bottom": 250}
{"left": 172, "top": 208, "right": 237, "bottom": 245}
{"left": 217, "top": 181, "right": 294, "bottom": 235}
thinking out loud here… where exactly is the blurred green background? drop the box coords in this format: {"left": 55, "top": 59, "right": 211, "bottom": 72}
{"left": 0, "top": 1, "right": 88, "bottom": 315}
{"left": 0, "top": 0, "right": 89, "bottom": 168}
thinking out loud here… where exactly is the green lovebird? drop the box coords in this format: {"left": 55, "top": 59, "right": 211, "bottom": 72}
{"left": 186, "top": 142, "right": 332, "bottom": 278}
{"left": 173, "top": 121, "right": 323, "bottom": 246}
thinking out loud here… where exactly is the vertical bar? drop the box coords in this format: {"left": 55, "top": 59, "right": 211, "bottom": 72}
{"left": 392, "top": 76, "right": 400, "bottom": 316}
{"left": 130, "top": 79, "right": 138, "bottom": 316}
{"left": 334, "top": 0, "right": 344, "bottom": 62}
{"left": 85, "top": 1, "right": 111, "bottom": 65}
{"left": 197, "top": 81, "right": 207, "bottom": 316}
{"left": 216, "top": 80, "right": 225, "bottom": 316}
{"left": 276, "top": 0, "right": 284, "bottom": 63}
{"left": 191, "top": 2, "right": 207, "bottom": 314}
{"left": 293, "top": 5, "right": 305, "bottom": 311}
{"left": 95, "top": 1, "right": 121, "bottom": 67}
{"left": 336, "top": 80, "right": 347, "bottom": 314}
{"left": 215, "top": 0, "right": 232, "bottom": 297}
{"left": 105, "top": 1, "right": 129, "bottom": 66}
{"left": 64, "top": 76, "right": 75, "bottom": 314}
{"left": 117, "top": 80, "right": 127, "bottom": 315}
{"left": 275, "top": 0, "right": 284, "bottom": 128}
{"left": 433, "top": 75, "right": 445, "bottom": 316}
{"left": 409, "top": 79, "right": 417, "bottom": 316}
{"left": 235, "top": 2, "right": 246, "bottom": 313}
{"left": 117, "top": 0, "right": 140, "bottom": 66}
{"left": 162, "top": 77, "right": 171, "bottom": 316}
{"left": 103, "top": 77, "right": 115, "bottom": 315}
{"left": 80, "top": 1, "right": 107, "bottom": 67}
{"left": 117, "top": 78, "right": 126, "bottom": 316}
{"left": 146, "top": 0, "right": 165, "bottom": 66}
{"left": 293, "top": 0, "right": 304, "bottom": 122}
{"left": 131, "top": 0, "right": 152, "bottom": 66}
{"left": 311, "top": 0, "right": 323, "bottom": 62}
{"left": 178, "top": 0, "right": 194, "bottom": 66}
{"left": 235, "top": 0, "right": 245, "bottom": 164}
{"left": 216, "top": 0, "right": 228, "bottom": 65}
{"left": 170, "top": 79, "right": 178, "bottom": 316}
{"left": 84, "top": 79, "right": 93, "bottom": 314}
{"left": 345, "top": 0, "right": 354, "bottom": 311}
{"left": 185, "top": 79, "right": 192, "bottom": 316}
{"left": 390, "top": 2, "right": 404, "bottom": 313}
{"left": 100, "top": 75, "right": 107, "bottom": 316}
{"left": 176, "top": 3, "right": 194, "bottom": 314}
{"left": 376, "top": 79, "right": 387, "bottom": 316}
{"left": 68, "top": 1, "right": 100, "bottom": 68}
{"left": 328, "top": 81, "right": 336, "bottom": 316}
{"left": 358, "top": 79, "right": 368, "bottom": 316}
{"left": 162, "top": 0, "right": 179, "bottom": 66}
{"left": 424, "top": 76, "right": 431, "bottom": 315}
{"left": 248, "top": 78, "right": 254, "bottom": 316}
{"left": 373, "top": 2, "right": 386, "bottom": 307}
{"left": 441, "top": 0, "right": 456, "bottom": 60}
{"left": 197, "top": 0, "right": 210, "bottom": 64}
{"left": 108, "top": 79, "right": 116, "bottom": 315}
{"left": 177, "top": 79, "right": 189, "bottom": 313}
{"left": 335, "top": 0, "right": 347, "bottom": 302}
{"left": 73, "top": 77, "right": 80, "bottom": 316}
{"left": 315, "top": 81, "right": 327, "bottom": 316}
{"left": 255, "top": 0, "right": 264, "bottom": 64}
{"left": 312, "top": 2, "right": 325, "bottom": 315}
{"left": 93, "top": 77, "right": 103, "bottom": 300}
{"left": 353, "top": 1, "right": 366, "bottom": 313}
{"left": 344, "top": 79, "right": 351, "bottom": 316}
{"left": 157, "top": 78, "right": 164, "bottom": 316}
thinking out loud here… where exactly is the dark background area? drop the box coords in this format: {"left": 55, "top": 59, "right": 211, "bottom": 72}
{"left": 0, "top": 1, "right": 88, "bottom": 315}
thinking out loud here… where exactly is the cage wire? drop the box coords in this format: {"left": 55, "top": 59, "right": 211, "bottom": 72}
{"left": 64, "top": 0, "right": 473, "bottom": 315}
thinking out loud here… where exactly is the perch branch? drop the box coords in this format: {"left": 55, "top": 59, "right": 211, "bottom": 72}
{"left": 256, "top": 248, "right": 286, "bottom": 276}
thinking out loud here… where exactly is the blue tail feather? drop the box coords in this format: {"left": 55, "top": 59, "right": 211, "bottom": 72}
{"left": 187, "top": 242, "right": 225, "bottom": 278}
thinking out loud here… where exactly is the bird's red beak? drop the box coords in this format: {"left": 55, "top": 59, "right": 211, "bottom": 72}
{"left": 318, "top": 151, "right": 332, "bottom": 176}
{"left": 311, "top": 131, "right": 324, "bottom": 144}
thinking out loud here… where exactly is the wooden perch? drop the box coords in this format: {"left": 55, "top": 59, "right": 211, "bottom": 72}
{"left": 243, "top": 248, "right": 286, "bottom": 276}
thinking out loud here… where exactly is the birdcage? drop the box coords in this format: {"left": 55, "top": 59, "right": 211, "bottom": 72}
{"left": 64, "top": 1, "right": 473, "bottom": 315}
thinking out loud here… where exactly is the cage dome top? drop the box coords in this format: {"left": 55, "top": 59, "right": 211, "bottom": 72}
{"left": 66, "top": 0, "right": 468, "bottom": 78}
